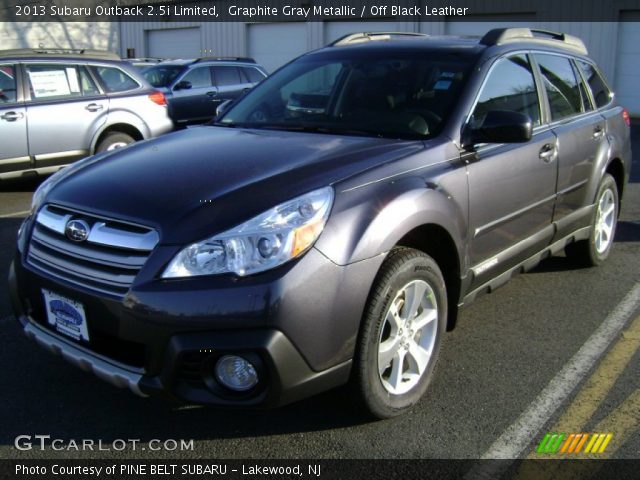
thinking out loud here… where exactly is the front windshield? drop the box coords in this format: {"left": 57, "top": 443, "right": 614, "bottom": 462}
{"left": 143, "top": 65, "right": 185, "bottom": 87}
{"left": 219, "top": 51, "right": 475, "bottom": 139}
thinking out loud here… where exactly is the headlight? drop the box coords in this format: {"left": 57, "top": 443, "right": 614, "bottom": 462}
{"left": 163, "top": 186, "right": 334, "bottom": 278}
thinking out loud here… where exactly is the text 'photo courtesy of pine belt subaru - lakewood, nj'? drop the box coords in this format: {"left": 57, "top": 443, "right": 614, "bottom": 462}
{"left": 9, "top": 29, "right": 631, "bottom": 418}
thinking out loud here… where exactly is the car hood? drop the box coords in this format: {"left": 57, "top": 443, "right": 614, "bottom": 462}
{"left": 47, "top": 126, "right": 425, "bottom": 244}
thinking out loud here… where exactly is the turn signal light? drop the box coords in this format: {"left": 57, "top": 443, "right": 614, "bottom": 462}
{"left": 148, "top": 91, "right": 167, "bottom": 106}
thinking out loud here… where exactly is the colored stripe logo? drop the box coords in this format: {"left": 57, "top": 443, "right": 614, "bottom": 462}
{"left": 536, "top": 433, "right": 613, "bottom": 454}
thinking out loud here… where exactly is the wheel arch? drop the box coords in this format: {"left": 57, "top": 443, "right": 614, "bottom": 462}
{"left": 606, "top": 157, "right": 625, "bottom": 205}
{"left": 92, "top": 123, "right": 144, "bottom": 153}
{"left": 394, "top": 224, "right": 462, "bottom": 331}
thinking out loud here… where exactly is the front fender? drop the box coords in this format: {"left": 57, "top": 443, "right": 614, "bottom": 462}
{"left": 316, "top": 173, "right": 468, "bottom": 268}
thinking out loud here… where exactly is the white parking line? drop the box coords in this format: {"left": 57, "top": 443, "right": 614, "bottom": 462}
{"left": 466, "top": 282, "right": 640, "bottom": 474}
{"left": 0, "top": 210, "right": 30, "bottom": 218}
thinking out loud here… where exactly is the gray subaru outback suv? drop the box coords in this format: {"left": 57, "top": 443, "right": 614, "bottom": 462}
{"left": 0, "top": 48, "right": 173, "bottom": 180}
{"left": 10, "top": 29, "right": 631, "bottom": 418}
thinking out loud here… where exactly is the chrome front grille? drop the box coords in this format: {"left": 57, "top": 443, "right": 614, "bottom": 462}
{"left": 27, "top": 205, "right": 159, "bottom": 298}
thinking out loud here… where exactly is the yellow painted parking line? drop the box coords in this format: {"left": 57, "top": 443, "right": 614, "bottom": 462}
{"left": 527, "top": 315, "right": 640, "bottom": 460}
{"left": 551, "top": 315, "right": 640, "bottom": 434}
{"left": 585, "top": 389, "right": 640, "bottom": 459}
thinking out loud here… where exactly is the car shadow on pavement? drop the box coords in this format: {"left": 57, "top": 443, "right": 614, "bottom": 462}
{"left": 0, "top": 176, "right": 46, "bottom": 193}
{"left": 0, "top": 316, "right": 373, "bottom": 449}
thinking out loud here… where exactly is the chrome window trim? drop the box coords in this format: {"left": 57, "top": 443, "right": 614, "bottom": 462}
{"left": 464, "top": 48, "right": 614, "bottom": 136}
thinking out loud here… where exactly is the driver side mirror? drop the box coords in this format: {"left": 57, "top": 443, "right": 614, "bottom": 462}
{"left": 465, "top": 110, "right": 533, "bottom": 147}
{"left": 174, "top": 80, "right": 192, "bottom": 91}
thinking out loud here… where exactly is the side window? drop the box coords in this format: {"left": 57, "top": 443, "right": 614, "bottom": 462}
{"left": 180, "top": 67, "right": 212, "bottom": 89}
{"left": 93, "top": 66, "right": 139, "bottom": 93}
{"left": 26, "top": 64, "right": 85, "bottom": 101}
{"left": 534, "top": 54, "right": 584, "bottom": 120}
{"left": 0, "top": 64, "right": 17, "bottom": 103}
{"left": 242, "top": 67, "right": 265, "bottom": 83}
{"left": 576, "top": 60, "right": 612, "bottom": 108}
{"left": 572, "top": 60, "right": 593, "bottom": 112}
{"left": 471, "top": 54, "right": 541, "bottom": 128}
{"left": 212, "top": 66, "right": 241, "bottom": 87}
{"left": 78, "top": 67, "right": 100, "bottom": 96}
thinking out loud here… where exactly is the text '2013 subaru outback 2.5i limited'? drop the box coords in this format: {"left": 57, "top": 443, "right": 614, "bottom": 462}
{"left": 9, "top": 29, "right": 631, "bottom": 418}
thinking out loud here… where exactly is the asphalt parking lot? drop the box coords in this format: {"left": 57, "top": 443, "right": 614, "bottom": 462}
{"left": 0, "top": 129, "right": 638, "bottom": 461}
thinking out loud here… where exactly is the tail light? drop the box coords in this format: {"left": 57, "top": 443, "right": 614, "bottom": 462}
{"left": 148, "top": 91, "right": 167, "bottom": 106}
{"left": 622, "top": 108, "right": 631, "bottom": 127}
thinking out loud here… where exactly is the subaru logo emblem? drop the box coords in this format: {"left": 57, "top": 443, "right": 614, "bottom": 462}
{"left": 65, "top": 219, "right": 90, "bottom": 242}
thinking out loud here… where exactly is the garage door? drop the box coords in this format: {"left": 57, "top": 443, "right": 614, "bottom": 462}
{"left": 147, "top": 28, "right": 201, "bottom": 59}
{"left": 614, "top": 13, "right": 640, "bottom": 116}
{"left": 248, "top": 23, "right": 307, "bottom": 73}
{"left": 445, "top": 16, "right": 536, "bottom": 36}
{"left": 324, "top": 21, "right": 400, "bottom": 44}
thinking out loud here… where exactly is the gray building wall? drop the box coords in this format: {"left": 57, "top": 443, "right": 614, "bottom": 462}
{"left": 118, "top": 20, "right": 622, "bottom": 84}
{"left": 0, "top": 22, "right": 119, "bottom": 52}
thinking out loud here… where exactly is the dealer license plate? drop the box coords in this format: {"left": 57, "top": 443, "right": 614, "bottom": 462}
{"left": 42, "top": 289, "right": 90, "bottom": 342}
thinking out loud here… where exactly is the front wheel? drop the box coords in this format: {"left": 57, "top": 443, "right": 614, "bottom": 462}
{"left": 565, "top": 173, "right": 619, "bottom": 266}
{"left": 353, "top": 248, "right": 447, "bottom": 419}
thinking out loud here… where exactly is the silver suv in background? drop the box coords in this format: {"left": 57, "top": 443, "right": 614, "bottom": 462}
{"left": 0, "top": 48, "right": 173, "bottom": 180}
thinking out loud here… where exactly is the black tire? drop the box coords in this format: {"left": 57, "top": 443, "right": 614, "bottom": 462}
{"left": 352, "top": 247, "right": 447, "bottom": 419}
{"left": 565, "top": 173, "right": 619, "bottom": 267}
{"left": 96, "top": 132, "right": 135, "bottom": 153}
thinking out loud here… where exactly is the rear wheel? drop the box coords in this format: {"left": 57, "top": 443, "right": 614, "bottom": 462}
{"left": 353, "top": 248, "right": 447, "bottom": 419}
{"left": 96, "top": 132, "right": 135, "bottom": 152}
{"left": 565, "top": 173, "right": 619, "bottom": 266}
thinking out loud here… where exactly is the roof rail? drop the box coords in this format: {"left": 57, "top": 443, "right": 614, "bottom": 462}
{"left": 330, "top": 32, "right": 429, "bottom": 46}
{"left": 192, "top": 56, "right": 256, "bottom": 64}
{"left": 0, "top": 48, "right": 120, "bottom": 60}
{"left": 480, "top": 28, "right": 588, "bottom": 55}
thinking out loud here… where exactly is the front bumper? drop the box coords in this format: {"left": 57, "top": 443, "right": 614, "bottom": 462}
{"left": 9, "top": 237, "right": 383, "bottom": 406}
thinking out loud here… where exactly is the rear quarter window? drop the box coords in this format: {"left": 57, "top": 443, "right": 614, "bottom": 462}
{"left": 93, "top": 66, "right": 139, "bottom": 93}
{"left": 242, "top": 67, "right": 266, "bottom": 83}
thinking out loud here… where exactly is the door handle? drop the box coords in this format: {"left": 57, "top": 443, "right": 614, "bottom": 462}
{"left": 206, "top": 90, "right": 218, "bottom": 98}
{"left": 539, "top": 144, "right": 557, "bottom": 163}
{"left": 0, "top": 111, "right": 24, "bottom": 121}
{"left": 85, "top": 103, "right": 104, "bottom": 112}
{"left": 593, "top": 125, "right": 604, "bottom": 140}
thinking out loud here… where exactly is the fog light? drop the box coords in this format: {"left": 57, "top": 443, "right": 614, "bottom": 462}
{"left": 215, "top": 355, "right": 258, "bottom": 391}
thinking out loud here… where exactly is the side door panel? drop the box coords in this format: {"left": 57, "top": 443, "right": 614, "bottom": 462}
{"left": 212, "top": 66, "right": 245, "bottom": 104}
{"left": 0, "top": 63, "right": 29, "bottom": 175}
{"left": 465, "top": 54, "right": 558, "bottom": 289}
{"left": 24, "top": 63, "right": 108, "bottom": 168}
{"left": 550, "top": 115, "right": 607, "bottom": 235}
{"left": 532, "top": 53, "right": 607, "bottom": 239}
{"left": 467, "top": 129, "right": 558, "bottom": 287}
{"left": 170, "top": 66, "right": 216, "bottom": 124}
